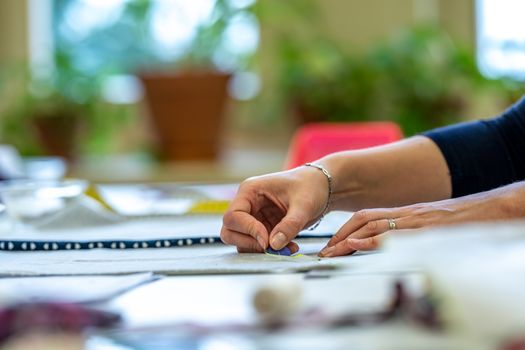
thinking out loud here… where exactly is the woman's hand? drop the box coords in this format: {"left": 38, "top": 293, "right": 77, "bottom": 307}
{"left": 318, "top": 182, "right": 525, "bottom": 257}
{"left": 220, "top": 166, "right": 330, "bottom": 253}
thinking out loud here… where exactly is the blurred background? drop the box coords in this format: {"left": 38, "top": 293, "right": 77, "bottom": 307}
{"left": 0, "top": 0, "right": 524, "bottom": 183}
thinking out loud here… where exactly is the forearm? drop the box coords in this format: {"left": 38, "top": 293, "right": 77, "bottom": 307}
{"left": 316, "top": 136, "right": 452, "bottom": 211}
{"left": 449, "top": 180, "right": 525, "bottom": 221}
{"left": 319, "top": 177, "right": 525, "bottom": 258}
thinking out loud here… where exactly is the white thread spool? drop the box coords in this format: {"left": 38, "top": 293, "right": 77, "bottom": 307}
{"left": 252, "top": 281, "right": 302, "bottom": 321}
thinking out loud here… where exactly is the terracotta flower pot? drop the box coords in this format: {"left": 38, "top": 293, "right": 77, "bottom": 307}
{"left": 31, "top": 113, "right": 83, "bottom": 161}
{"left": 140, "top": 71, "right": 231, "bottom": 161}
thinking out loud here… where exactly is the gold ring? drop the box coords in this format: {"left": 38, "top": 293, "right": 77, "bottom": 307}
{"left": 388, "top": 218, "right": 397, "bottom": 230}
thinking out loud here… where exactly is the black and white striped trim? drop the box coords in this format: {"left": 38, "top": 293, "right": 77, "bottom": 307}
{"left": 0, "top": 233, "right": 332, "bottom": 252}
{"left": 0, "top": 237, "right": 222, "bottom": 252}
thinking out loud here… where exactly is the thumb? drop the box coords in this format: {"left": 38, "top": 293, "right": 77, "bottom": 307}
{"left": 269, "top": 208, "right": 309, "bottom": 250}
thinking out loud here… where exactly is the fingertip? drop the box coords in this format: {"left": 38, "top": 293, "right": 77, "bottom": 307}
{"left": 219, "top": 227, "right": 231, "bottom": 245}
{"left": 320, "top": 244, "right": 338, "bottom": 257}
{"left": 269, "top": 231, "right": 288, "bottom": 250}
{"left": 271, "top": 211, "right": 308, "bottom": 249}
{"left": 287, "top": 241, "right": 299, "bottom": 254}
{"left": 256, "top": 235, "right": 267, "bottom": 250}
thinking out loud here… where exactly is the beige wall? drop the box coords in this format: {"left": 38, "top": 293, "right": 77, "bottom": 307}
{"left": 296, "top": 0, "right": 475, "bottom": 52}
{"left": 439, "top": 0, "right": 476, "bottom": 48}
{"left": 318, "top": 0, "right": 416, "bottom": 52}
{"left": 0, "top": 0, "right": 29, "bottom": 65}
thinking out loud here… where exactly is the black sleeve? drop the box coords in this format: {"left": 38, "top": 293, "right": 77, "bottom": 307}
{"left": 422, "top": 96, "right": 525, "bottom": 198}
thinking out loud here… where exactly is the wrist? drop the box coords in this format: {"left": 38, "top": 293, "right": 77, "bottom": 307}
{"left": 303, "top": 163, "right": 333, "bottom": 230}
{"left": 314, "top": 153, "right": 364, "bottom": 211}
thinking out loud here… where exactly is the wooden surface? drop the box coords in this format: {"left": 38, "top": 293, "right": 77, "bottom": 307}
{"left": 68, "top": 148, "right": 287, "bottom": 183}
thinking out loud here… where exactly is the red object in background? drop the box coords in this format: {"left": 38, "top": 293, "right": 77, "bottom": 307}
{"left": 284, "top": 122, "right": 403, "bottom": 169}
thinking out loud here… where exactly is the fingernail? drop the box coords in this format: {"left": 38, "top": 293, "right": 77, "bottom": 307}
{"left": 319, "top": 246, "right": 335, "bottom": 257}
{"left": 270, "top": 232, "right": 287, "bottom": 249}
{"left": 256, "top": 235, "right": 266, "bottom": 250}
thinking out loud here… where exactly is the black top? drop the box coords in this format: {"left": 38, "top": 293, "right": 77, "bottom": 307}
{"left": 423, "top": 96, "right": 525, "bottom": 198}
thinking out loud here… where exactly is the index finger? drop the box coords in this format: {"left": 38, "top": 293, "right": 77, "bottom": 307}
{"left": 326, "top": 209, "right": 395, "bottom": 247}
{"left": 222, "top": 209, "right": 269, "bottom": 247}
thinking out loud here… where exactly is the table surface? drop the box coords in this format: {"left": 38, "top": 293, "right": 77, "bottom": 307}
{"left": 0, "top": 181, "right": 518, "bottom": 350}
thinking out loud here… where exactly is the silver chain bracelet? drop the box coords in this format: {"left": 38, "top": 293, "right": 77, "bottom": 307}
{"left": 304, "top": 162, "right": 333, "bottom": 230}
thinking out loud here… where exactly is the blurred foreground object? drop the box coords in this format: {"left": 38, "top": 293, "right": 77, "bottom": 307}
{"left": 253, "top": 280, "right": 302, "bottom": 321}
{"left": 0, "top": 302, "right": 120, "bottom": 346}
{"left": 385, "top": 222, "right": 525, "bottom": 348}
{"left": 1, "top": 332, "right": 83, "bottom": 350}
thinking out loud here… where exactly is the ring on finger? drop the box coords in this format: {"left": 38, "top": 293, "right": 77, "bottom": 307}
{"left": 387, "top": 218, "right": 397, "bottom": 230}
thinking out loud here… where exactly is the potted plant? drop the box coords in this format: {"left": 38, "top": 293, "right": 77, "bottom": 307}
{"left": 279, "top": 38, "right": 379, "bottom": 125}
{"left": 277, "top": 25, "right": 523, "bottom": 135}
{"left": 47, "top": 0, "right": 257, "bottom": 162}
{"left": 0, "top": 50, "right": 130, "bottom": 161}
{"left": 128, "top": 0, "right": 254, "bottom": 161}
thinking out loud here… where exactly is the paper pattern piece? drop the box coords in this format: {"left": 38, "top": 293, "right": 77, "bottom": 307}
{"left": 0, "top": 240, "right": 340, "bottom": 276}
{"left": 0, "top": 212, "right": 353, "bottom": 276}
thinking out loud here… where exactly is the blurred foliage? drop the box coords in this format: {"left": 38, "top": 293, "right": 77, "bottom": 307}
{"left": 0, "top": 49, "right": 132, "bottom": 156}
{"left": 252, "top": 0, "right": 318, "bottom": 34}
{"left": 53, "top": 0, "right": 157, "bottom": 74}
{"left": 278, "top": 25, "right": 525, "bottom": 135}
{"left": 188, "top": 0, "right": 256, "bottom": 70}
{"left": 53, "top": 0, "right": 256, "bottom": 74}
{"left": 252, "top": 0, "right": 525, "bottom": 134}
